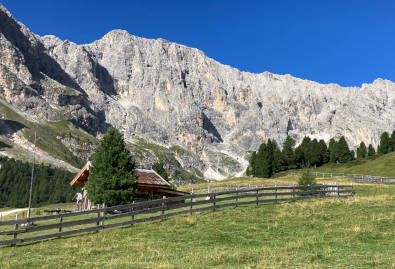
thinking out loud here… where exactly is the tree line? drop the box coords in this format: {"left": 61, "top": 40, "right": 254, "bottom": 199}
{"left": 246, "top": 131, "right": 395, "bottom": 178}
{"left": 0, "top": 156, "right": 76, "bottom": 207}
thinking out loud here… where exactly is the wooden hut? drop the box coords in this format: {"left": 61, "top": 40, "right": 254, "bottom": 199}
{"left": 69, "top": 162, "right": 188, "bottom": 210}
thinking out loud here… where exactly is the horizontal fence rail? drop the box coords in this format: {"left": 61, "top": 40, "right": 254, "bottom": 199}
{"left": 0, "top": 184, "right": 354, "bottom": 247}
{"left": 186, "top": 184, "right": 294, "bottom": 194}
{"left": 290, "top": 172, "right": 395, "bottom": 184}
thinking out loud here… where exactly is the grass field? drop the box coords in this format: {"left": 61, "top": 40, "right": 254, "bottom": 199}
{"left": 301, "top": 151, "right": 395, "bottom": 178}
{"left": 0, "top": 176, "right": 394, "bottom": 268}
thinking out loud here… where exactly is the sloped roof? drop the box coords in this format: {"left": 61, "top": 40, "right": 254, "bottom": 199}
{"left": 69, "top": 163, "right": 171, "bottom": 188}
{"left": 69, "top": 162, "right": 90, "bottom": 187}
{"left": 135, "top": 169, "right": 171, "bottom": 187}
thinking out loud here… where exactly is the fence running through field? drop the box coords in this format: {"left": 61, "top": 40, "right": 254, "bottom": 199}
{"left": 290, "top": 172, "right": 395, "bottom": 184}
{"left": 186, "top": 184, "right": 295, "bottom": 194}
{"left": 0, "top": 184, "right": 354, "bottom": 247}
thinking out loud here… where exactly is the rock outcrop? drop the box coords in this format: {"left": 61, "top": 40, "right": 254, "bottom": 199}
{"left": 1, "top": 3, "right": 395, "bottom": 179}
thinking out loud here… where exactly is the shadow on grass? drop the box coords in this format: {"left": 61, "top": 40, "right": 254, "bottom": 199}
{"left": 0, "top": 141, "right": 11, "bottom": 150}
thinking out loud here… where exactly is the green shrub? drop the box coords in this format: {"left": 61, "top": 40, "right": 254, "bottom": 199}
{"left": 298, "top": 171, "right": 317, "bottom": 196}
{"left": 298, "top": 171, "right": 317, "bottom": 186}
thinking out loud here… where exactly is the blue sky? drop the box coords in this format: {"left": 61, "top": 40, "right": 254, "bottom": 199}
{"left": 3, "top": 0, "right": 395, "bottom": 86}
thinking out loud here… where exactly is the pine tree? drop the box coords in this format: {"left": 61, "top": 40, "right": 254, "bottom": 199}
{"left": 318, "top": 139, "right": 329, "bottom": 164}
{"left": 272, "top": 140, "right": 283, "bottom": 172}
{"left": 255, "top": 143, "right": 267, "bottom": 177}
{"left": 282, "top": 135, "right": 296, "bottom": 169}
{"left": 390, "top": 131, "right": 395, "bottom": 152}
{"left": 0, "top": 156, "right": 75, "bottom": 207}
{"left": 309, "top": 139, "right": 321, "bottom": 167}
{"left": 263, "top": 139, "right": 274, "bottom": 178}
{"left": 328, "top": 138, "right": 337, "bottom": 163}
{"left": 294, "top": 145, "right": 304, "bottom": 168}
{"left": 378, "top": 132, "right": 390, "bottom": 155}
{"left": 300, "top": 136, "right": 312, "bottom": 167}
{"left": 246, "top": 151, "right": 257, "bottom": 176}
{"left": 356, "top": 142, "right": 367, "bottom": 159}
{"left": 86, "top": 128, "right": 137, "bottom": 206}
{"left": 336, "top": 136, "right": 352, "bottom": 163}
{"left": 367, "top": 144, "right": 376, "bottom": 157}
{"left": 153, "top": 162, "right": 169, "bottom": 182}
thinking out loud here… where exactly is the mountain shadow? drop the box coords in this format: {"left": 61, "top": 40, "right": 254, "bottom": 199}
{"left": 202, "top": 113, "right": 223, "bottom": 143}
{"left": 84, "top": 48, "right": 117, "bottom": 96}
{"left": 0, "top": 119, "right": 25, "bottom": 135}
{"left": 0, "top": 141, "right": 11, "bottom": 150}
{"left": 0, "top": 8, "right": 84, "bottom": 94}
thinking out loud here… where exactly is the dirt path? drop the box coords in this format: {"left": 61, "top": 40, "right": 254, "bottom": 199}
{"left": 0, "top": 208, "right": 28, "bottom": 218}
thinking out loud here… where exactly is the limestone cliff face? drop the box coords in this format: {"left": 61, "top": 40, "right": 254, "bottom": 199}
{"left": 1, "top": 4, "right": 395, "bottom": 179}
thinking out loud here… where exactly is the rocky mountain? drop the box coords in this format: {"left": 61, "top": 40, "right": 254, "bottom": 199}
{"left": 1, "top": 3, "right": 395, "bottom": 181}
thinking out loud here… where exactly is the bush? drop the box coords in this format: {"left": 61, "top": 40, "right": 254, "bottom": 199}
{"left": 298, "top": 171, "right": 316, "bottom": 186}
{"left": 298, "top": 171, "right": 317, "bottom": 196}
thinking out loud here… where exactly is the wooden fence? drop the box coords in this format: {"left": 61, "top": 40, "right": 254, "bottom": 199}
{"left": 347, "top": 175, "right": 395, "bottom": 184}
{"left": 0, "top": 184, "right": 354, "bottom": 247}
{"left": 291, "top": 171, "right": 395, "bottom": 184}
{"left": 186, "top": 184, "right": 294, "bottom": 194}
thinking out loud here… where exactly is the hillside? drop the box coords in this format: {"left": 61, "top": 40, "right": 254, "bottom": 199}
{"left": 1, "top": 3, "right": 395, "bottom": 180}
{"left": 305, "top": 152, "right": 395, "bottom": 178}
{"left": 0, "top": 178, "right": 394, "bottom": 268}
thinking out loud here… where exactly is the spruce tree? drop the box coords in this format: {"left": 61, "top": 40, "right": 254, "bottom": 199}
{"left": 367, "top": 144, "right": 376, "bottom": 157}
{"left": 294, "top": 145, "right": 304, "bottom": 168}
{"left": 282, "top": 135, "right": 296, "bottom": 169}
{"left": 272, "top": 140, "right": 283, "bottom": 172}
{"left": 328, "top": 138, "right": 337, "bottom": 163}
{"left": 378, "top": 132, "right": 390, "bottom": 155}
{"left": 263, "top": 139, "right": 274, "bottom": 178}
{"left": 356, "top": 142, "right": 367, "bottom": 159}
{"left": 318, "top": 139, "right": 329, "bottom": 164}
{"left": 255, "top": 142, "right": 267, "bottom": 177}
{"left": 246, "top": 151, "right": 257, "bottom": 176}
{"left": 336, "top": 136, "right": 352, "bottom": 163}
{"left": 310, "top": 139, "right": 321, "bottom": 167}
{"left": 86, "top": 128, "right": 137, "bottom": 206}
{"left": 390, "top": 131, "right": 395, "bottom": 152}
{"left": 300, "top": 136, "right": 312, "bottom": 167}
{"left": 153, "top": 162, "right": 169, "bottom": 182}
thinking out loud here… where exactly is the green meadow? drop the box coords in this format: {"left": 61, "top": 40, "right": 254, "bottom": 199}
{"left": 0, "top": 176, "right": 394, "bottom": 268}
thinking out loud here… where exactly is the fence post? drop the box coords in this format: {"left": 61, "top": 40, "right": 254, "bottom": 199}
{"left": 102, "top": 204, "right": 106, "bottom": 228}
{"left": 292, "top": 185, "right": 296, "bottom": 201}
{"left": 236, "top": 187, "right": 239, "bottom": 207}
{"left": 58, "top": 216, "right": 63, "bottom": 234}
{"left": 256, "top": 188, "right": 259, "bottom": 205}
{"left": 213, "top": 191, "right": 216, "bottom": 211}
{"left": 131, "top": 201, "right": 135, "bottom": 226}
{"left": 275, "top": 184, "right": 278, "bottom": 203}
{"left": 96, "top": 204, "right": 100, "bottom": 230}
{"left": 161, "top": 196, "right": 166, "bottom": 221}
{"left": 13, "top": 213, "right": 19, "bottom": 246}
{"left": 190, "top": 193, "right": 194, "bottom": 215}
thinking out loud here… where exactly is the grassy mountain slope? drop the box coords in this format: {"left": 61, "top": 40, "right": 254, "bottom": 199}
{"left": 0, "top": 101, "right": 98, "bottom": 169}
{"left": 304, "top": 152, "right": 395, "bottom": 177}
{"left": 0, "top": 101, "right": 206, "bottom": 183}
{"left": 0, "top": 177, "right": 393, "bottom": 268}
